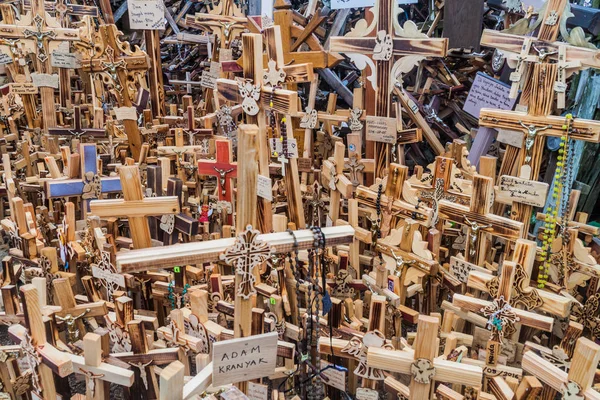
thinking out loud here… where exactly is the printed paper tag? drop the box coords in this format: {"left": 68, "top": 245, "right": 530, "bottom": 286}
{"left": 31, "top": 73, "right": 59, "bottom": 88}
{"left": 0, "top": 52, "right": 12, "bottom": 65}
{"left": 113, "top": 106, "right": 138, "bottom": 121}
{"left": 366, "top": 116, "right": 397, "bottom": 144}
{"left": 463, "top": 72, "right": 516, "bottom": 118}
{"left": 257, "top": 175, "right": 273, "bottom": 202}
{"left": 128, "top": 0, "right": 165, "bottom": 30}
{"left": 51, "top": 52, "right": 82, "bottom": 68}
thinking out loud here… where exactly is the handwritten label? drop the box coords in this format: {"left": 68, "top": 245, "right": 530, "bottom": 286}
{"left": 356, "top": 387, "right": 379, "bottom": 400}
{"left": 297, "top": 157, "right": 312, "bottom": 172}
{"left": 31, "top": 73, "right": 59, "bottom": 88}
{"left": 51, "top": 52, "right": 81, "bottom": 68}
{"left": 0, "top": 52, "right": 12, "bottom": 65}
{"left": 495, "top": 175, "right": 548, "bottom": 207}
{"left": 212, "top": 331, "right": 278, "bottom": 386}
{"left": 92, "top": 266, "right": 126, "bottom": 287}
{"left": 257, "top": 175, "right": 273, "bottom": 202}
{"left": 128, "top": 0, "right": 165, "bottom": 30}
{"left": 366, "top": 116, "right": 396, "bottom": 144}
{"left": 200, "top": 61, "right": 221, "bottom": 89}
{"left": 449, "top": 256, "right": 488, "bottom": 284}
{"left": 321, "top": 361, "right": 346, "bottom": 391}
{"left": 497, "top": 129, "right": 523, "bottom": 148}
{"left": 113, "top": 106, "right": 138, "bottom": 121}
{"left": 247, "top": 382, "right": 268, "bottom": 400}
{"left": 463, "top": 72, "right": 516, "bottom": 118}
{"left": 8, "top": 83, "right": 37, "bottom": 95}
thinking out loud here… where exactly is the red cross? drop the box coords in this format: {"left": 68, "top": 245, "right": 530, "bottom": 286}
{"left": 197, "top": 139, "right": 237, "bottom": 204}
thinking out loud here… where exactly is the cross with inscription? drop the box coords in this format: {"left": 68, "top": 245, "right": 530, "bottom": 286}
{"left": 330, "top": 0, "right": 448, "bottom": 176}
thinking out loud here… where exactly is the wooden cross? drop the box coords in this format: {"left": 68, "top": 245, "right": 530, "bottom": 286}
{"left": 158, "top": 128, "right": 209, "bottom": 183}
{"left": 184, "top": 0, "right": 245, "bottom": 51}
{"left": 89, "top": 165, "right": 180, "bottom": 249}
{"left": 81, "top": 25, "right": 149, "bottom": 159}
{"left": 45, "top": 143, "right": 122, "bottom": 213}
{"left": 90, "top": 246, "right": 125, "bottom": 302}
{"left": 438, "top": 174, "right": 524, "bottom": 265}
{"left": 321, "top": 141, "right": 353, "bottom": 224}
{"left": 330, "top": 0, "right": 448, "bottom": 176}
{"left": 22, "top": 0, "right": 98, "bottom": 24}
{"left": 160, "top": 177, "right": 199, "bottom": 245}
{"left": 522, "top": 337, "right": 600, "bottom": 400}
{"left": 197, "top": 138, "right": 237, "bottom": 209}
{"left": 48, "top": 106, "right": 106, "bottom": 141}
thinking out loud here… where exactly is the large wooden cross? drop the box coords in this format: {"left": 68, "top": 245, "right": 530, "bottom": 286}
{"left": 45, "top": 143, "right": 122, "bottom": 213}
{"left": 89, "top": 165, "right": 180, "bottom": 249}
{"left": 330, "top": 0, "right": 448, "bottom": 176}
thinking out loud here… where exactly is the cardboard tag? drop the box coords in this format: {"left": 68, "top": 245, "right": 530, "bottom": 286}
{"left": 8, "top": 82, "right": 37, "bottom": 95}
{"left": 201, "top": 61, "right": 221, "bottom": 89}
{"left": 495, "top": 175, "right": 549, "bottom": 207}
{"left": 321, "top": 361, "right": 346, "bottom": 392}
{"left": 212, "top": 331, "right": 278, "bottom": 386}
{"left": 247, "top": 382, "right": 268, "bottom": 400}
{"left": 0, "top": 52, "right": 12, "bottom": 65}
{"left": 297, "top": 157, "right": 312, "bottom": 172}
{"left": 463, "top": 72, "right": 516, "bottom": 118}
{"left": 51, "top": 52, "right": 82, "bottom": 68}
{"left": 257, "top": 175, "right": 273, "bottom": 202}
{"left": 366, "top": 116, "right": 397, "bottom": 144}
{"left": 31, "top": 73, "right": 59, "bottom": 88}
{"left": 497, "top": 129, "right": 523, "bottom": 148}
{"left": 113, "top": 106, "right": 138, "bottom": 121}
{"left": 128, "top": 0, "right": 165, "bottom": 30}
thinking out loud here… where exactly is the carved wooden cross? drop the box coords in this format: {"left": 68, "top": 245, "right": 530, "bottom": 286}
{"left": 89, "top": 165, "right": 180, "bottom": 249}
{"left": 48, "top": 106, "right": 106, "bottom": 141}
{"left": 438, "top": 174, "right": 524, "bottom": 265}
{"left": 330, "top": 0, "right": 447, "bottom": 175}
{"left": 90, "top": 246, "right": 125, "bottom": 302}
{"left": 160, "top": 177, "right": 199, "bottom": 245}
{"left": 184, "top": 0, "right": 246, "bottom": 51}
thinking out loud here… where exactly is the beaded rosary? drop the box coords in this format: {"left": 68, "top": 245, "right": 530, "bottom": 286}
{"left": 168, "top": 280, "right": 190, "bottom": 309}
{"left": 537, "top": 114, "right": 573, "bottom": 288}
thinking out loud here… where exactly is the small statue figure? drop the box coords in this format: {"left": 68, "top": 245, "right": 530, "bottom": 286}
{"left": 464, "top": 217, "right": 491, "bottom": 260}
{"left": 519, "top": 122, "right": 552, "bottom": 164}
{"left": 56, "top": 308, "right": 91, "bottom": 343}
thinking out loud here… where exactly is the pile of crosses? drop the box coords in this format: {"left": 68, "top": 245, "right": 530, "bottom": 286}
{"left": 1, "top": 0, "right": 600, "bottom": 398}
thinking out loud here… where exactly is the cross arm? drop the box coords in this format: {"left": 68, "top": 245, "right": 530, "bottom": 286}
{"left": 479, "top": 109, "right": 600, "bottom": 142}
{"left": 69, "top": 353, "right": 134, "bottom": 387}
{"left": 452, "top": 293, "right": 554, "bottom": 332}
{"left": 330, "top": 36, "right": 448, "bottom": 57}
{"left": 215, "top": 78, "right": 299, "bottom": 116}
{"left": 89, "top": 196, "right": 180, "bottom": 218}
{"left": 438, "top": 200, "right": 524, "bottom": 241}
{"left": 0, "top": 23, "right": 80, "bottom": 41}
{"left": 355, "top": 186, "right": 433, "bottom": 226}
{"left": 466, "top": 270, "right": 571, "bottom": 317}
{"left": 111, "top": 348, "right": 180, "bottom": 365}
{"left": 81, "top": 55, "right": 150, "bottom": 72}
{"left": 366, "top": 347, "right": 483, "bottom": 387}
{"left": 116, "top": 225, "right": 355, "bottom": 273}
{"left": 480, "top": 29, "right": 600, "bottom": 70}
{"left": 45, "top": 176, "right": 122, "bottom": 198}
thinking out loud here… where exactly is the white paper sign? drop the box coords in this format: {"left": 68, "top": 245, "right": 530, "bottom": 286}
{"left": 356, "top": 388, "right": 379, "bottom": 400}
{"left": 257, "top": 174, "right": 273, "bottom": 202}
{"left": 51, "top": 52, "right": 82, "bottom": 68}
{"left": 212, "top": 332, "right": 278, "bottom": 387}
{"left": 463, "top": 72, "right": 516, "bottom": 118}
{"left": 247, "top": 382, "right": 268, "bottom": 400}
{"left": 31, "top": 73, "right": 59, "bottom": 89}
{"left": 200, "top": 61, "right": 221, "bottom": 89}
{"left": 321, "top": 361, "right": 347, "bottom": 392}
{"left": 495, "top": 175, "right": 549, "bottom": 207}
{"left": 0, "top": 52, "right": 12, "bottom": 65}
{"left": 113, "top": 106, "right": 138, "bottom": 121}
{"left": 128, "top": 0, "right": 165, "bottom": 30}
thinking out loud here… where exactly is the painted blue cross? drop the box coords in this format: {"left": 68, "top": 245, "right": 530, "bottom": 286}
{"left": 45, "top": 143, "right": 121, "bottom": 212}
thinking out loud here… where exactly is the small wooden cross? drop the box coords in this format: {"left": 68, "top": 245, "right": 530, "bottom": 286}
{"left": 197, "top": 138, "right": 237, "bottom": 207}
{"left": 48, "top": 106, "right": 106, "bottom": 141}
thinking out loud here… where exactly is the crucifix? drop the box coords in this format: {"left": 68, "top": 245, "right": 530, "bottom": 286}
{"left": 160, "top": 177, "right": 199, "bottom": 245}
{"left": 81, "top": 24, "right": 149, "bottom": 159}
{"left": 184, "top": 0, "right": 245, "bottom": 52}
{"left": 89, "top": 165, "right": 180, "bottom": 249}
{"left": 438, "top": 174, "right": 524, "bottom": 265}
{"left": 321, "top": 141, "right": 353, "bottom": 225}
{"left": 90, "top": 245, "right": 125, "bottom": 302}
{"left": 48, "top": 106, "right": 106, "bottom": 142}
{"left": 45, "top": 143, "right": 122, "bottom": 214}
{"left": 197, "top": 139, "right": 237, "bottom": 224}
{"left": 158, "top": 128, "right": 210, "bottom": 183}
{"left": 330, "top": 0, "right": 447, "bottom": 176}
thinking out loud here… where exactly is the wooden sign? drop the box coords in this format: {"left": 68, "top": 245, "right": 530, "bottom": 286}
{"left": 31, "top": 73, "right": 60, "bottom": 89}
{"left": 321, "top": 361, "right": 346, "bottom": 392}
{"left": 212, "top": 331, "right": 278, "bottom": 386}
{"left": 366, "top": 116, "right": 397, "bottom": 144}
{"left": 463, "top": 72, "right": 516, "bottom": 118}
{"left": 128, "top": 0, "right": 165, "bottom": 30}
{"left": 247, "top": 382, "right": 269, "bottom": 400}
{"left": 495, "top": 175, "right": 549, "bottom": 207}
{"left": 449, "top": 256, "right": 489, "bottom": 284}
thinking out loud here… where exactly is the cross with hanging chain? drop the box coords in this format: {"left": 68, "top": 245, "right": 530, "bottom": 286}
{"left": 219, "top": 225, "right": 274, "bottom": 299}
